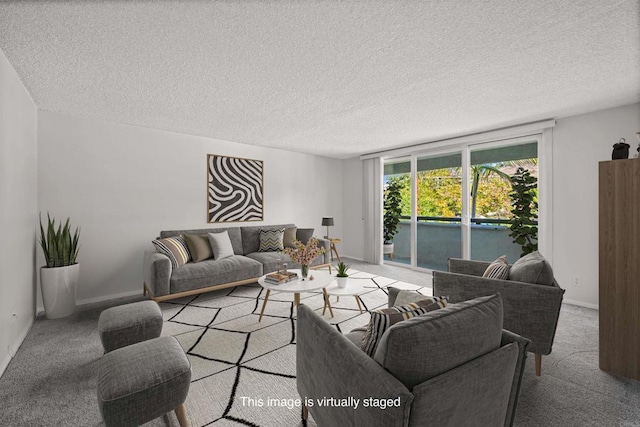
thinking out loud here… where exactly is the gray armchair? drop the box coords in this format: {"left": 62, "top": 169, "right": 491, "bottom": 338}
{"left": 296, "top": 291, "right": 530, "bottom": 427}
{"left": 433, "top": 257, "right": 565, "bottom": 376}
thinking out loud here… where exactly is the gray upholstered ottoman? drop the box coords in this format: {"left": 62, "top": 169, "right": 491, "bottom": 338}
{"left": 97, "top": 336, "right": 191, "bottom": 427}
{"left": 98, "top": 300, "right": 162, "bottom": 353}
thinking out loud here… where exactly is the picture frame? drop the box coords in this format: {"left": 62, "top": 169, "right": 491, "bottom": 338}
{"left": 207, "top": 154, "right": 264, "bottom": 223}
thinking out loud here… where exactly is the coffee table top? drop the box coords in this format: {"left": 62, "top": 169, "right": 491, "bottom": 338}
{"left": 324, "top": 279, "right": 365, "bottom": 296}
{"left": 258, "top": 269, "right": 333, "bottom": 293}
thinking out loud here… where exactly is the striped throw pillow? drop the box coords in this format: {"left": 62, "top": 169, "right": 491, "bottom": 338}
{"left": 258, "top": 228, "right": 285, "bottom": 252}
{"left": 361, "top": 296, "right": 448, "bottom": 357}
{"left": 152, "top": 235, "right": 191, "bottom": 269}
{"left": 482, "top": 255, "right": 510, "bottom": 279}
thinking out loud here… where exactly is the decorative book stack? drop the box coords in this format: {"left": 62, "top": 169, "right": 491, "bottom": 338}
{"left": 265, "top": 271, "right": 298, "bottom": 284}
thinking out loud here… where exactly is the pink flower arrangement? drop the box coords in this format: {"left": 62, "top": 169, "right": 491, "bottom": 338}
{"left": 282, "top": 238, "right": 326, "bottom": 266}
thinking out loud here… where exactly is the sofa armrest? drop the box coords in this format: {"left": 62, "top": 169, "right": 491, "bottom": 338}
{"left": 501, "top": 330, "right": 530, "bottom": 427}
{"left": 296, "top": 305, "right": 413, "bottom": 427}
{"left": 432, "top": 271, "right": 564, "bottom": 355}
{"left": 388, "top": 287, "right": 402, "bottom": 307}
{"left": 315, "top": 237, "right": 331, "bottom": 264}
{"left": 143, "top": 250, "right": 171, "bottom": 297}
{"left": 447, "top": 258, "right": 490, "bottom": 276}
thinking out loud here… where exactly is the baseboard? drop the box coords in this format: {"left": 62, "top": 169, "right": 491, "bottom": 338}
{"left": 36, "top": 289, "right": 143, "bottom": 317}
{"left": 0, "top": 317, "right": 34, "bottom": 378}
{"left": 341, "top": 255, "right": 365, "bottom": 262}
{"left": 563, "top": 299, "right": 599, "bottom": 310}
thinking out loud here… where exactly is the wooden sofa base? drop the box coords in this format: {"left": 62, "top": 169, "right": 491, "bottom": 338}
{"left": 144, "top": 263, "right": 332, "bottom": 302}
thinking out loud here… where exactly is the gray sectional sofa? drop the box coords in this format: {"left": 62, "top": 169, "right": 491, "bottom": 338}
{"left": 143, "top": 224, "right": 330, "bottom": 301}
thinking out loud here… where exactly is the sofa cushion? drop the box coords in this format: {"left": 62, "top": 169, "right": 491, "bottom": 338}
{"left": 508, "top": 251, "right": 554, "bottom": 285}
{"left": 245, "top": 252, "right": 290, "bottom": 273}
{"left": 296, "top": 228, "right": 314, "bottom": 245}
{"left": 393, "top": 290, "right": 434, "bottom": 306}
{"left": 241, "top": 224, "right": 295, "bottom": 255}
{"left": 483, "top": 255, "right": 510, "bottom": 279}
{"left": 184, "top": 234, "right": 213, "bottom": 262}
{"left": 258, "top": 228, "right": 285, "bottom": 252}
{"left": 208, "top": 231, "right": 235, "bottom": 260}
{"left": 374, "top": 294, "right": 504, "bottom": 390}
{"left": 160, "top": 227, "right": 243, "bottom": 255}
{"left": 283, "top": 227, "right": 297, "bottom": 248}
{"left": 169, "top": 256, "right": 263, "bottom": 294}
{"left": 344, "top": 327, "right": 367, "bottom": 347}
{"left": 361, "top": 296, "right": 448, "bottom": 357}
{"left": 152, "top": 236, "right": 191, "bottom": 269}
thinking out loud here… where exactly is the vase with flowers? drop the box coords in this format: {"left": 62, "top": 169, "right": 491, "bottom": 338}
{"left": 282, "top": 238, "right": 326, "bottom": 280}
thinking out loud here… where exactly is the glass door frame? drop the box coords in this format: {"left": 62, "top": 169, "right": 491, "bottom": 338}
{"left": 383, "top": 133, "right": 548, "bottom": 272}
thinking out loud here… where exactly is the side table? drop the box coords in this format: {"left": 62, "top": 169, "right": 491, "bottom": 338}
{"left": 327, "top": 238, "right": 342, "bottom": 263}
{"left": 322, "top": 280, "right": 364, "bottom": 317}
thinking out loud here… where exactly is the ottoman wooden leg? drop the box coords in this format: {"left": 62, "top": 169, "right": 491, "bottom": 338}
{"left": 302, "top": 404, "right": 309, "bottom": 420}
{"left": 175, "top": 403, "right": 189, "bottom": 427}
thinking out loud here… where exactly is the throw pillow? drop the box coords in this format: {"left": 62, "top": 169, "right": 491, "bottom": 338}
{"left": 482, "top": 255, "right": 510, "bottom": 279}
{"left": 508, "top": 251, "right": 554, "bottom": 285}
{"left": 152, "top": 236, "right": 191, "bottom": 269}
{"left": 184, "top": 234, "right": 213, "bottom": 262}
{"left": 258, "top": 228, "right": 285, "bottom": 252}
{"left": 361, "top": 296, "right": 448, "bottom": 357}
{"left": 283, "top": 227, "right": 297, "bottom": 249}
{"left": 208, "top": 231, "right": 235, "bottom": 260}
{"left": 296, "top": 228, "right": 314, "bottom": 245}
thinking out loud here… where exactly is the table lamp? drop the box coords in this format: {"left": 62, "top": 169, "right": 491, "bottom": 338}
{"left": 322, "top": 217, "right": 334, "bottom": 239}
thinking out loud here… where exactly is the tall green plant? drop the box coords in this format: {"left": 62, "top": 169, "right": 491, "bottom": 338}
{"left": 509, "top": 168, "right": 538, "bottom": 256}
{"left": 39, "top": 213, "right": 80, "bottom": 267}
{"left": 383, "top": 178, "right": 403, "bottom": 243}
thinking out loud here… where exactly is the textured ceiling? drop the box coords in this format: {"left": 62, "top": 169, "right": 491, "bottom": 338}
{"left": 0, "top": 1, "right": 638, "bottom": 159}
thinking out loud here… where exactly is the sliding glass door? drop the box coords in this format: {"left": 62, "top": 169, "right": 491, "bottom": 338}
{"left": 469, "top": 141, "right": 538, "bottom": 263}
{"left": 383, "top": 158, "right": 411, "bottom": 265}
{"left": 383, "top": 136, "right": 541, "bottom": 271}
{"left": 415, "top": 152, "right": 463, "bottom": 271}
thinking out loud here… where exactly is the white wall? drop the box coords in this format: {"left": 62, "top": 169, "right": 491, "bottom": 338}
{"left": 552, "top": 103, "right": 640, "bottom": 308}
{"left": 0, "top": 49, "right": 38, "bottom": 376}
{"left": 341, "top": 102, "right": 640, "bottom": 308}
{"left": 341, "top": 158, "right": 365, "bottom": 260}
{"left": 37, "top": 111, "right": 343, "bottom": 306}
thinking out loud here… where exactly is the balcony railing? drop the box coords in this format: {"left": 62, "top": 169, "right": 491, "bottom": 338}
{"left": 386, "top": 215, "right": 534, "bottom": 270}
{"left": 401, "top": 215, "right": 537, "bottom": 226}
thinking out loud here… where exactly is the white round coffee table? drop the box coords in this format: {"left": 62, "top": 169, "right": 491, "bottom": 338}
{"left": 257, "top": 268, "right": 334, "bottom": 321}
{"left": 322, "top": 279, "right": 365, "bottom": 317}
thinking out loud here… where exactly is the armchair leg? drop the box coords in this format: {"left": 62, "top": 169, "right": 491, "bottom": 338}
{"left": 175, "top": 403, "right": 189, "bottom": 427}
{"left": 302, "top": 404, "right": 309, "bottom": 420}
{"left": 535, "top": 353, "right": 542, "bottom": 376}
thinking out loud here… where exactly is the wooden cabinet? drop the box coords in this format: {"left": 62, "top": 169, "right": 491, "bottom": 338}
{"left": 599, "top": 158, "right": 640, "bottom": 380}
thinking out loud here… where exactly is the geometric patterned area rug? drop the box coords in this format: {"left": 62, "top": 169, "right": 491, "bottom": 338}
{"left": 159, "top": 270, "right": 430, "bottom": 427}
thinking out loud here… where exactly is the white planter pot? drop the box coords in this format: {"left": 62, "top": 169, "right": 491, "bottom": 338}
{"left": 336, "top": 277, "right": 348, "bottom": 288}
{"left": 383, "top": 243, "right": 394, "bottom": 255}
{"left": 40, "top": 264, "right": 79, "bottom": 319}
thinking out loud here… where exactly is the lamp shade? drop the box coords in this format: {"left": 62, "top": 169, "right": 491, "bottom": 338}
{"left": 322, "top": 217, "right": 334, "bottom": 226}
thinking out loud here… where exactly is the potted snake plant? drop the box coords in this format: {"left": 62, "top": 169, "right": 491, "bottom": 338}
{"left": 335, "top": 261, "right": 350, "bottom": 288}
{"left": 39, "top": 213, "right": 80, "bottom": 319}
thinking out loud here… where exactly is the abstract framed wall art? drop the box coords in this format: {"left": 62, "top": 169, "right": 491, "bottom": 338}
{"left": 207, "top": 154, "right": 264, "bottom": 223}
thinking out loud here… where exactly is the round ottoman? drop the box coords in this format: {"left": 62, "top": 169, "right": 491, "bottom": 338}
{"left": 98, "top": 300, "right": 163, "bottom": 353}
{"left": 97, "top": 336, "right": 191, "bottom": 426}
